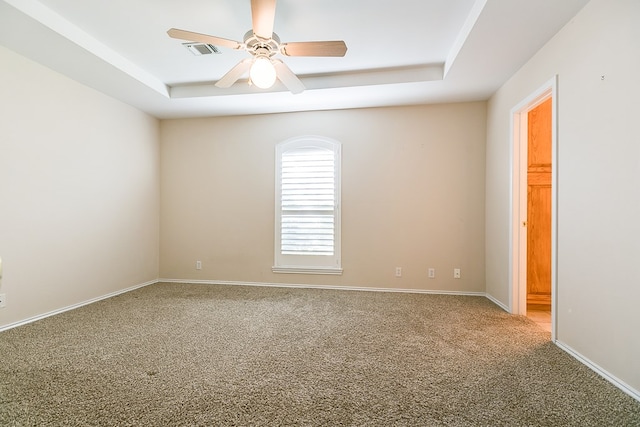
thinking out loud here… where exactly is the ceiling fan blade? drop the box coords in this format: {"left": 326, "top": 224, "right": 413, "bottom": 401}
{"left": 273, "top": 60, "right": 305, "bottom": 94}
{"left": 251, "top": 0, "right": 276, "bottom": 39}
{"left": 167, "top": 28, "right": 241, "bottom": 50}
{"left": 215, "top": 59, "right": 252, "bottom": 88}
{"left": 281, "top": 41, "right": 347, "bottom": 57}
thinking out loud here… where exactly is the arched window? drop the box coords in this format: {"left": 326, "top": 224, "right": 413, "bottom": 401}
{"left": 273, "top": 136, "right": 342, "bottom": 274}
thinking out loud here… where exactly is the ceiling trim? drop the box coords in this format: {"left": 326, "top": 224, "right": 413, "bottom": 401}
{"left": 444, "top": 0, "right": 487, "bottom": 78}
{"left": 170, "top": 64, "right": 445, "bottom": 98}
{"left": 4, "top": 0, "right": 170, "bottom": 97}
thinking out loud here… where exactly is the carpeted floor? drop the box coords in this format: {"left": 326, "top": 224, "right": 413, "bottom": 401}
{"left": 1, "top": 282, "right": 639, "bottom": 426}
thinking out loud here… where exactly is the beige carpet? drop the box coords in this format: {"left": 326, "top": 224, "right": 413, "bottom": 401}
{"left": 1, "top": 282, "right": 639, "bottom": 426}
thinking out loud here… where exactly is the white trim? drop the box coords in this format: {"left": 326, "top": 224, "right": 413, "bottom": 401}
{"left": 555, "top": 340, "right": 640, "bottom": 403}
{"left": 274, "top": 135, "right": 342, "bottom": 272}
{"left": 485, "top": 293, "right": 510, "bottom": 312}
{"left": 158, "top": 278, "right": 487, "bottom": 297}
{"left": 509, "top": 76, "right": 558, "bottom": 342}
{"left": 444, "top": 0, "right": 487, "bottom": 78}
{"left": 5, "top": 0, "right": 169, "bottom": 97}
{"left": 0, "top": 279, "right": 158, "bottom": 332}
{"left": 272, "top": 266, "right": 343, "bottom": 275}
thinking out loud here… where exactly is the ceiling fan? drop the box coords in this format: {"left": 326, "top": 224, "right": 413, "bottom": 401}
{"left": 167, "top": 0, "right": 347, "bottom": 94}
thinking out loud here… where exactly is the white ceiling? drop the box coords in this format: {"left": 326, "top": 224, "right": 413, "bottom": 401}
{"left": 0, "top": 0, "right": 589, "bottom": 119}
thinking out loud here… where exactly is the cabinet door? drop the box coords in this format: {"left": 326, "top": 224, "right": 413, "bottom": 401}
{"left": 527, "top": 98, "right": 552, "bottom": 305}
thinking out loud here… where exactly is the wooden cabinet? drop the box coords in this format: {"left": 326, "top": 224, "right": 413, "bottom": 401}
{"left": 527, "top": 98, "right": 552, "bottom": 306}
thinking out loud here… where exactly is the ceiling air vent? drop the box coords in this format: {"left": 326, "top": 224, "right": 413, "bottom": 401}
{"left": 183, "top": 43, "right": 221, "bottom": 56}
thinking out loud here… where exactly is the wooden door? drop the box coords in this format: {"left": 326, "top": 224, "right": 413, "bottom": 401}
{"left": 527, "top": 98, "right": 552, "bottom": 306}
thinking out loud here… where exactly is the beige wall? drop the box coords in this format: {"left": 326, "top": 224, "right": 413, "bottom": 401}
{"left": 0, "top": 46, "right": 160, "bottom": 328}
{"left": 160, "top": 103, "right": 486, "bottom": 292}
{"left": 486, "top": 0, "right": 640, "bottom": 392}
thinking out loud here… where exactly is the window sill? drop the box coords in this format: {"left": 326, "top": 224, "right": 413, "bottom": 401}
{"left": 272, "top": 266, "right": 343, "bottom": 275}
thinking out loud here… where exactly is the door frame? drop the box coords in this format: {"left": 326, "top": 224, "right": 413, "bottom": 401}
{"left": 509, "top": 76, "right": 558, "bottom": 341}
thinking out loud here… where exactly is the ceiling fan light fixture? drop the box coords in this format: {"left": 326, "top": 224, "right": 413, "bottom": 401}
{"left": 250, "top": 56, "right": 277, "bottom": 89}
{"left": 168, "top": 0, "right": 346, "bottom": 94}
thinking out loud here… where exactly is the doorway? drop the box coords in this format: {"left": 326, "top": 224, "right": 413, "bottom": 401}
{"left": 510, "top": 77, "right": 557, "bottom": 340}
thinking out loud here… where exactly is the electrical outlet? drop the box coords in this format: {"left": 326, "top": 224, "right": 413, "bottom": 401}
{"left": 196, "top": 260, "right": 202, "bottom": 270}
{"left": 0, "top": 293, "right": 6, "bottom": 308}
{"left": 454, "top": 268, "right": 461, "bottom": 279}
{"left": 395, "top": 267, "right": 402, "bottom": 278}
{"left": 428, "top": 268, "right": 435, "bottom": 278}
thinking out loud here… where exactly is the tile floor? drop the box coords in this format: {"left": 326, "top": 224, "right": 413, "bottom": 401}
{"left": 527, "top": 304, "right": 551, "bottom": 333}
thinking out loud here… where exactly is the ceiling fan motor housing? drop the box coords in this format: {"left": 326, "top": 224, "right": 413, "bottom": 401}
{"left": 244, "top": 30, "right": 280, "bottom": 58}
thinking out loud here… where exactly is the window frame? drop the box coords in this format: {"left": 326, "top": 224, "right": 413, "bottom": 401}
{"left": 273, "top": 135, "right": 342, "bottom": 275}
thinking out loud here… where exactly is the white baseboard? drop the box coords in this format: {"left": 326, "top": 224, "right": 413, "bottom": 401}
{"left": 554, "top": 340, "right": 640, "bottom": 403}
{"left": 158, "top": 278, "right": 487, "bottom": 297}
{"left": 485, "top": 293, "right": 510, "bottom": 312}
{"left": 158, "top": 279, "right": 486, "bottom": 297}
{"left": 0, "top": 279, "right": 158, "bottom": 332}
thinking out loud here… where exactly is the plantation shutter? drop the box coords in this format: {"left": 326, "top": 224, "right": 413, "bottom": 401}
{"left": 274, "top": 136, "right": 342, "bottom": 274}
{"left": 281, "top": 147, "right": 335, "bottom": 255}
